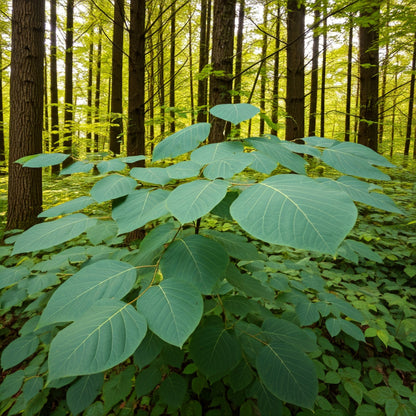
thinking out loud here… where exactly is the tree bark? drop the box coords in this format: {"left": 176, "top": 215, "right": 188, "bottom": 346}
{"left": 286, "top": 0, "right": 305, "bottom": 140}
{"left": 209, "top": 0, "right": 236, "bottom": 143}
{"left": 7, "top": 0, "right": 44, "bottom": 231}
{"left": 344, "top": 14, "right": 353, "bottom": 142}
{"left": 259, "top": 2, "right": 268, "bottom": 136}
{"left": 109, "top": 0, "right": 124, "bottom": 155}
{"left": 0, "top": 38, "right": 4, "bottom": 163}
{"left": 271, "top": 5, "right": 281, "bottom": 136}
{"left": 308, "top": 6, "right": 320, "bottom": 137}
{"left": 158, "top": 3, "right": 166, "bottom": 137}
{"left": 169, "top": 0, "right": 176, "bottom": 133}
{"left": 320, "top": 3, "right": 327, "bottom": 137}
{"left": 234, "top": 0, "right": 245, "bottom": 105}
{"left": 86, "top": 37, "right": 94, "bottom": 153}
{"left": 404, "top": 33, "right": 416, "bottom": 156}
{"left": 93, "top": 26, "right": 102, "bottom": 153}
{"left": 357, "top": 2, "right": 380, "bottom": 151}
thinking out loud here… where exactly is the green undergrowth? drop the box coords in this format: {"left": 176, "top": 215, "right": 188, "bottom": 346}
{"left": 0, "top": 104, "right": 415, "bottom": 416}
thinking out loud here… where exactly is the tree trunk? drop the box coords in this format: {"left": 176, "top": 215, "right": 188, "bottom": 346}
{"left": 7, "top": 0, "right": 44, "bottom": 231}
{"left": 188, "top": 3, "right": 195, "bottom": 124}
{"left": 94, "top": 26, "right": 102, "bottom": 153}
{"left": 209, "top": 0, "right": 236, "bottom": 143}
{"left": 286, "top": 0, "right": 305, "bottom": 140}
{"left": 344, "top": 14, "right": 353, "bottom": 142}
{"left": 320, "top": 3, "right": 327, "bottom": 137}
{"left": 271, "top": 5, "right": 281, "bottom": 136}
{"left": 404, "top": 33, "right": 416, "bottom": 156}
{"left": 308, "top": 5, "right": 320, "bottom": 137}
{"left": 44, "top": 58, "right": 49, "bottom": 151}
{"left": 158, "top": 4, "right": 166, "bottom": 137}
{"left": 109, "top": 0, "right": 124, "bottom": 155}
{"left": 234, "top": 0, "right": 245, "bottom": 105}
{"left": 259, "top": 2, "right": 268, "bottom": 136}
{"left": 62, "top": 0, "right": 74, "bottom": 166}
{"left": 86, "top": 38, "right": 94, "bottom": 153}
{"left": 169, "top": 0, "right": 176, "bottom": 133}
{"left": 357, "top": 2, "right": 380, "bottom": 151}
{"left": 128, "top": 0, "right": 146, "bottom": 161}
{"left": 0, "top": 38, "right": 5, "bottom": 163}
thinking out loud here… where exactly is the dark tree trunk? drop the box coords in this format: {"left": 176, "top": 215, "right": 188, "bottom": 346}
{"left": 404, "top": 33, "right": 416, "bottom": 156}
{"left": 209, "top": 0, "right": 236, "bottom": 143}
{"left": 169, "top": 0, "right": 176, "bottom": 133}
{"left": 50, "top": 0, "right": 60, "bottom": 173}
{"left": 109, "top": 0, "right": 124, "bottom": 155}
{"left": 158, "top": 4, "right": 166, "bottom": 137}
{"left": 259, "top": 2, "right": 268, "bottom": 136}
{"left": 62, "top": 0, "right": 74, "bottom": 166}
{"left": 308, "top": 6, "right": 320, "bottom": 137}
{"left": 188, "top": 3, "right": 195, "bottom": 124}
{"left": 320, "top": 3, "right": 327, "bottom": 137}
{"left": 357, "top": 3, "right": 380, "bottom": 151}
{"left": 149, "top": 27, "right": 155, "bottom": 149}
{"left": 86, "top": 38, "right": 94, "bottom": 153}
{"left": 0, "top": 38, "right": 5, "bottom": 163}
{"left": 234, "top": 0, "right": 245, "bottom": 105}
{"left": 128, "top": 0, "right": 146, "bottom": 161}
{"left": 44, "top": 58, "right": 49, "bottom": 150}
{"left": 286, "top": 0, "right": 305, "bottom": 140}
{"left": 271, "top": 5, "right": 281, "bottom": 136}
{"left": 93, "top": 26, "right": 102, "bottom": 153}
{"left": 7, "top": 0, "right": 44, "bottom": 231}
{"left": 344, "top": 14, "right": 353, "bottom": 142}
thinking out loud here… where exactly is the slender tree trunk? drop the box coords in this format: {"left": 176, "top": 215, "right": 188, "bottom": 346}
{"left": 197, "top": 0, "right": 209, "bottom": 122}
{"left": 158, "top": 4, "right": 166, "bottom": 137}
{"left": 271, "top": 5, "right": 281, "bottom": 136}
{"left": 169, "top": 0, "right": 176, "bottom": 133}
{"left": 344, "top": 14, "right": 353, "bottom": 142}
{"left": 259, "top": 2, "right": 268, "bottom": 136}
{"left": 357, "top": 2, "right": 380, "bottom": 151}
{"left": 234, "top": 0, "right": 245, "bottom": 105}
{"left": 149, "top": 28, "right": 155, "bottom": 150}
{"left": 86, "top": 38, "right": 94, "bottom": 153}
{"left": 320, "top": 2, "right": 327, "bottom": 137}
{"left": 308, "top": 5, "right": 320, "bottom": 137}
{"left": 404, "top": 33, "right": 416, "bottom": 156}
{"left": 94, "top": 26, "right": 102, "bottom": 153}
{"left": 209, "top": 0, "right": 236, "bottom": 143}
{"left": 109, "top": 0, "right": 124, "bottom": 155}
{"left": 188, "top": 4, "right": 195, "bottom": 124}
{"left": 0, "top": 38, "right": 5, "bottom": 163}
{"left": 390, "top": 66, "right": 398, "bottom": 158}
{"left": 50, "top": 0, "right": 60, "bottom": 173}
{"left": 44, "top": 59, "right": 49, "bottom": 151}
{"left": 7, "top": 0, "right": 44, "bottom": 231}
{"left": 63, "top": 0, "right": 74, "bottom": 166}
{"left": 286, "top": 0, "right": 305, "bottom": 140}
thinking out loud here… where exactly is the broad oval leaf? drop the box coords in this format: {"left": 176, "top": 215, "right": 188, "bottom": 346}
{"left": 166, "top": 179, "right": 228, "bottom": 224}
{"left": 112, "top": 189, "right": 170, "bottom": 234}
{"left": 38, "top": 260, "right": 137, "bottom": 328}
{"left": 191, "top": 141, "right": 244, "bottom": 165}
{"left": 210, "top": 103, "right": 260, "bottom": 124}
{"left": 130, "top": 167, "right": 171, "bottom": 186}
{"left": 160, "top": 234, "right": 229, "bottom": 294}
{"left": 91, "top": 174, "right": 137, "bottom": 203}
{"left": 20, "top": 153, "right": 69, "bottom": 167}
{"left": 97, "top": 159, "right": 126, "bottom": 174}
{"left": 60, "top": 161, "right": 94, "bottom": 175}
{"left": 136, "top": 280, "right": 203, "bottom": 347}
{"left": 1, "top": 334, "right": 39, "bottom": 370}
{"left": 256, "top": 341, "right": 318, "bottom": 409}
{"left": 203, "top": 153, "right": 254, "bottom": 180}
{"left": 12, "top": 214, "right": 97, "bottom": 255}
{"left": 153, "top": 123, "right": 211, "bottom": 162}
{"left": 38, "top": 196, "right": 95, "bottom": 218}
{"left": 189, "top": 317, "right": 241, "bottom": 379}
{"left": 48, "top": 299, "right": 147, "bottom": 381}
{"left": 0, "top": 266, "right": 30, "bottom": 289}
{"left": 166, "top": 161, "right": 202, "bottom": 179}
{"left": 119, "top": 155, "right": 146, "bottom": 163}
{"left": 303, "top": 136, "right": 337, "bottom": 148}
{"left": 248, "top": 151, "right": 277, "bottom": 174}
{"left": 0, "top": 370, "right": 25, "bottom": 401}
{"left": 230, "top": 175, "right": 357, "bottom": 255}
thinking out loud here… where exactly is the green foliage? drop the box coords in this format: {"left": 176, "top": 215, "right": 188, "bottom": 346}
{"left": 1, "top": 104, "right": 414, "bottom": 415}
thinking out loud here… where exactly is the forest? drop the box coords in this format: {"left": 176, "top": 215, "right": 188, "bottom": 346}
{"left": 0, "top": 0, "right": 416, "bottom": 415}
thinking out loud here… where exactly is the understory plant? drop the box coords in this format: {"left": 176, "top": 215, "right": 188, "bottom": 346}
{"left": 0, "top": 104, "right": 412, "bottom": 416}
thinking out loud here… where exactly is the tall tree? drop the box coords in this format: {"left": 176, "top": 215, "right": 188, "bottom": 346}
{"left": 0, "top": 36, "right": 4, "bottom": 163}
{"left": 320, "top": 1, "right": 328, "bottom": 137}
{"left": 259, "top": 1, "right": 268, "bottom": 135}
{"left": 357, "top": 2, "right": 380, "bottom": 151}
{"left": 169, "top": 0, "right": 176, "bottom": 133}
{"left": 158, "top": 3, "right": 166, "bottom": 137}
{"left": 7, "top": 0, "right": 45, "bottom": 230}
{"left": 404, "top": 33, "right": 416, "bottom": 156}
{"left": 50, "top": 0, "right": 60, "bottom": 173}
{"left": 109, "top": 0, "right": 124, "bottom": 155}
{"left": 209, "top": 0, "right": 236, "bottom": 142}
{"left": 86, "top": 35, "right": 94, "bottom": 153}
{"left": 234, "top": 0, "right": 245, "bottom": 105}
{"left": 93, "top": 26, "right": 102, "bottom": 153}
{"left": 344, "top": 14, "right": 354, "bottom": 142}
{"left": 286, "top": 0, "right": 305, "bottom": 140}
{"left": 271, "top": 4, "right": 281, "bottom": 136}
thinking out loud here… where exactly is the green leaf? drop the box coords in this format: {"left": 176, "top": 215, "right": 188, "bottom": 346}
{"left": 210, "top": 190, "right": 239, "bottom": 220}
{"left": 230, "top": 175, "right": 357, "bottom": 255}
{"left": 119, "top": 155, "right": 146, "bottom": 163}
{"left": 159, "top": 373, "right": 187, "bottom": 409}
{"left": 166, "top": 161, "right": 202, "bottom": 179}
{"left": 97, "top": 159, "right": 126, "bottom": 174}
{"left": 210, "top": 103, "right": 260, "bottom": 124}
{"left": 191, "top": 141, "right": 244, "bottom": 165}
{"left": 256, "top": 341, "right": 318, "bottom": 409}
{"left": 229, "top": 360, "right": 254, "bottom": 392}
{"left": 322, "top": 142, "right": 393, "bottom": 180}
{"left": 189, "top": 317, "right": 242, "bottom": 379}
{"left": 1, "top": 334, "right": 39, "bottom": 370}
{"left": 23, "top": 376, "right": 43, "bottom": 402}
{"left": 20, "top": 153, "right": 69, "bottom": 167}
{"left": 67, "top": 374, "right": 104, "bottom": 416}
{"left": 86, "top": 220, "right": 119, "bottom": 244}
{"left": 112, "top": 189, "right": 170, "bottom": 234}
{"left": 203, "top": 153, "right": 254, "bottom": 180}
{"left": 247, "top": 136, "right": 307, "bottom": 174}
{"left": 0, "top": 266, "right": 30, "bottom": 289}
{"left": 38, "top": 196, "right": 95, "bottom": 218}
{"left": 0, "top": 370, "right": 25, "bottom": 401}
{"left": 12, "top": 214, "right": 97, "bottom": 255}
{"left": 136, "top": 280, "right": 203, "bottom": 347}
{"left": 340, "top": 239, "right": 382, "bottom": 263}
{"left": 280, "top": 141, "right": 322, "bottom": 158}
{"left": 160, "top": 234, "right": 229, "bottom": 294}
{"left": 48, "top": 299, "right": 147, "bottom": 381}
{"left": 38, "top": 260, "right": 137, "bottom": 327}
{"left": 24, "top": 272, "right": 60, "bottom": 296}
{"left": 339, "top": 320, "right": 365, "bottom": 342}
{"left": 102, "top": 366, "right": 135, "bottom": 411}
{"left": 60, "top": 161, "right": 94, "bottom": 175}
{"left": 133, "top": 331, "right": 164, "bottom": 369}
{"left": 135, "top": 365, "right": 162, "bottom": 397}
{"left": 91, "top": 174, "right": 137, "bottom": 203}
{"left": 303, "top": 136, "right": 341, "bottom": 148}
{"left": 166, "top": 179, "right": 228, "bottom": 224}
{"left": 295, "top": 302, "right": 321, "bottom": 326}
{"left": 319, "top": 292, "right": 364, "bottom": 322}
{"left": 152, "top": 123, "right": 211, "bottom": 161}
{"left": 130, "top": 167, "right": 171, "bottom": 186}
{"left": 326, "top": 317, "right": 342, "bottom": 337}
{"left": 248, "top": 152, "right": 277, "bottom": 174}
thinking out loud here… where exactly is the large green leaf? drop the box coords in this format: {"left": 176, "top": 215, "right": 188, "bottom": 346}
{"left": 0, "top": 370, "right": 25, "bottom": 401}
{"left": 166, "top": 161, "right": 202, "bottom": 179}
{"left": 38, "top": 196, "right": 95, "bottom": 218}
{"left": 166, "top": 179, "right": 228, "bottom": 224}
{"left": 160, "top": 234, "right": 229, "bottom": 294}
{"left": 119, "top": 155, "right": 146, "bottom": 163}
{"left": 12, "top": 214, "right": 97, "bottom": 255}
{"left": 91, "top": 174, "right": 137, "bottom": 203}
{"left": 1, "top": 334, "right": 39, "bottom": 370}
{"left": 203, "top": 153, "right": 254, "bottom": 180}
{"left": 18, "top": 153, "right": 69, "bottom": 167}
{"left": 321, "top": 142, "right": 393, "bottom": 180}
{"left": 256, "top": 341, "right": 318, "bottom": 409}
{"left": 189, "top": 317, "right": 242, "bottom": 379}
{"left": 248, "top": 151, "right": 277, "bottom": 174}
{"left": 60, "top": 161, "right": 94, "bottom": 175}
{"left": 130, "top": 167, "right": 171, "bottom": 186}
{"left": 159, "top": 373, "right": 187, "bottom": 409}
{"left": 247, "top": 137, "right": 307, "bottom": 174}
{"left": 210, "top": 103, "right": 259, "bottom": 124}
{"left": 230, "top": 175, "right": 357, "bottom": 254}
{"left": 38, "top": 260, "right": 137, "bottom": 328}
{"left": 280, "top": 141, "right": 322, "bottom": 158}
{"left": 136, "top": 280, "right": 203, "bottom": 347}
{"left": 97, "top": 159, "right": 126, "bottom": 174}
{"left": 48, "top": 299, "right": 147, "bottom": 381}
{"left": 0, "top": 266, "right": 30, "bottom": 289}
{"left": 112, "top": 189, "right": 170, "bottom": 234}
{"left": 152, "top": 123, "right": 211, "bottom": 162}
{"left": 303, "top": 136, "right": 338, "bottom": 148}
{"left": 191, "top": 141, "right": 244, "bottom": 165}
